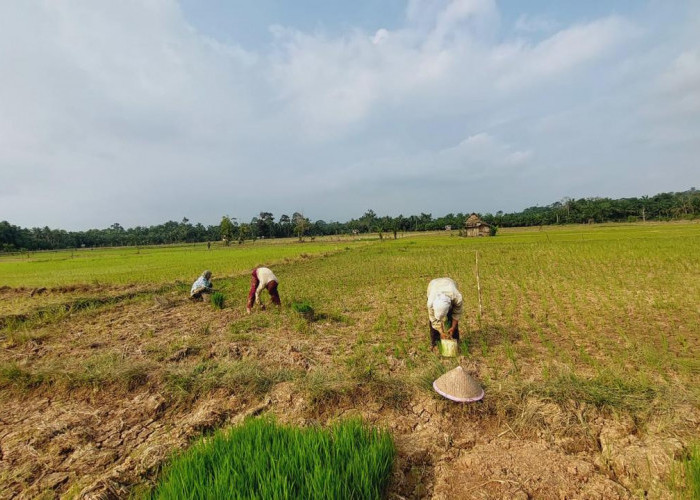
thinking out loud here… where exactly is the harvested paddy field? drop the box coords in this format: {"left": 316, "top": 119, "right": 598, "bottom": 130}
{"left": 1, "top": 223, "right": 698, "bottom": 499}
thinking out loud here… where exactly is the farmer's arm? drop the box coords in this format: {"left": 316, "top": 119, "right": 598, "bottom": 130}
{"left": 254, "top": 280, "right": 264, "bottom": 305}
{"left": 447, "top": 292, "right": 463, "bottom": 335}
{"left": 428, "top": 306, "right": 444, "bottom": 333}
{"left": 447, "top": 318, "right": 459, "bottom": 336}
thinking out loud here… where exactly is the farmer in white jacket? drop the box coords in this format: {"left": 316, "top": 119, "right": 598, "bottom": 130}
{"left": 246, "top": 267, "right": 281, "bottom": 313}
{"left": 427, "top": 277, "right": 463, "bottom": 349}
{"left": 190, "top": 270, "right": 214, "bottom": 301}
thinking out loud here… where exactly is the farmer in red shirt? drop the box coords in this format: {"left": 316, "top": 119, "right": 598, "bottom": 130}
{"left": 246, "top": 267, "right": 281, "bottom": 313}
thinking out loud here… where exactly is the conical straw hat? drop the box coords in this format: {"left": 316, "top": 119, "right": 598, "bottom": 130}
{"left": 433, "top": 366, "right": 484, "bottom": 402}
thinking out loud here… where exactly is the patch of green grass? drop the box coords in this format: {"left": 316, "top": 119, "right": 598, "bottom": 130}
{"left": 300, "top": 364, "right": 409, "bottom": 412}
{"left": 0, "top": 362, "right": 46, "bottom": 390}
{"left": 228, "top": 315, "right": 273, "bottom": 339}
{"left": 147, "top": 417, "right": 395, "bottom": 500}
{"left": 681, "top": 444, "right": 700, "bottom": 499}
{"left": 670, "top": 442, "right": 700, "bottom": 500}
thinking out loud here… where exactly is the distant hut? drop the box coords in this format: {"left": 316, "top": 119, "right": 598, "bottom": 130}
{"left": 464, "top": 213, "right": 492, "bottom": 237}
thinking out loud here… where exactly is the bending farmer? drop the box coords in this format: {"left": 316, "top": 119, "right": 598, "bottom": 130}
{"left": 190, "top": 270, "right": 214, "bottom": 301}
{"left": 427, "top": 277, "right": 463, "bottom": 349}
{"left": 247, "top": 267, "right": 281, "bottom": 313}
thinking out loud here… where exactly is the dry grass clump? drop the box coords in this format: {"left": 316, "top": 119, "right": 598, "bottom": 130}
{"left": 527, "top": 371, "right": 660, "bottom": 414}
{"left": 164, "top": 360, "right": 298, "bottom": 397}
{"left": 301, "top": 365, "right": 410, "bottom": 413}
{"left": 0, "top": 355, "right": 153, "bottom": 393}
{"left": 1, "top": 291, "right": 156, "bottom": 344}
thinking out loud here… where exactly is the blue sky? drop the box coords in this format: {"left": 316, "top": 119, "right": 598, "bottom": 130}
{"left": 0, "top": 1, "right": 698, "bottom": 229}
{"left": 178, "top": 1, "right": 646, "bottom": 47}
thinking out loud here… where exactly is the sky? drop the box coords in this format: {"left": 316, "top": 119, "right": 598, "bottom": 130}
{"left": 0, "top": 1, "right": 698, "bottom": 230}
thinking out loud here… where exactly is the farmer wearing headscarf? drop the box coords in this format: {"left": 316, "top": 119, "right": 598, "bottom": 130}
{"left": 427, "top": 277, "right": 463, "bottom": 349}
{"left": 190, "top": 270, "right": 214, "bottom": 300}
{"left": 247, "top": 267, "right": 281, "bottom": 313}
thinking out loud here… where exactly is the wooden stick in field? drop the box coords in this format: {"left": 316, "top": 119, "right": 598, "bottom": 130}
{"left": 475, "top": 250, "right": 483, "bottom": 319}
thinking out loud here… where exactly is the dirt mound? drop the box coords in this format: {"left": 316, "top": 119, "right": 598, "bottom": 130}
{"left": 598, "top": 417, "right": 686, "bottom": 497}
{"left": 433, "top": 440, "right": 631, "bottom": 499}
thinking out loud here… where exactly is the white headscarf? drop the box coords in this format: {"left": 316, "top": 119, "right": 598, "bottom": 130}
{"left": 432, "top": 293, "right": 451, "bottom": 321}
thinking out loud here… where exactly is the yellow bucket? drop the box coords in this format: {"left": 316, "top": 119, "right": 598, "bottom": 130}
{"left": 438, "top": 339, "right": 459, "bottom": 357}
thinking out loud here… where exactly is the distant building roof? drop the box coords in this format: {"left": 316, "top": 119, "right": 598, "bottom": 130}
{"left": 465, "top": 213, "right": 490, "bottom": 228}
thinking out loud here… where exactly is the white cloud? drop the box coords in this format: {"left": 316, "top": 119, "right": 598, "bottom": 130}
{"left": 514, "top": 14, "right": 559, "bottom": 33}
{"left": 372, "top": 28, "right": 389, "bottom": 45}
{"left": 0, "top": 0, "right": 697, "bottom": 228}
{"left": 266, "top": 9, "right": 638, "bottom": 139}
{"left": 657, "top": 50, "right": 700, "bottom": 113}
{"left": 310, "top": 132, "right": 534, "bottom": 193}
{"left": 495, "top": 17, "right": 638, "bottom": 91}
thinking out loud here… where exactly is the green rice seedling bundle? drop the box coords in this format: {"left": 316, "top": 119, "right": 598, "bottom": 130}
{"left": 291, "top": 299, "right": 315, "bottom": 320}
{"left": 210, "top": 292, "right": 225, "bottom": 309}
{"left": 149, "top": 417, "right": 395, "bottom": 499}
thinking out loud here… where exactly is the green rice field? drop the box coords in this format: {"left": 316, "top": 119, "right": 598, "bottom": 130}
{"left": 1, "top": 221, "right": 698, "bottom": 498}
{"left": 0, "top": 238, "right": 361, "bottom": 287}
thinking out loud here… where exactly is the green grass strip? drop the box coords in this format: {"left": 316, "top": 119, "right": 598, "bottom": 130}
{"left": 148, "top": 417, "right": 395, "bottom": 500}
{"left": 683, "top": 443, "right": 700, "bottom": 499}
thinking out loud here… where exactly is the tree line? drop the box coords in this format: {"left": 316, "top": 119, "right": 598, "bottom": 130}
{"left": 481, "top": 189, "right": 700, "bottom": 227}
{"left": 0, "top": 218, "right": 220, "bottom": 252}
{"left": 1, "top": 189, "right": 697, "bottom": 252}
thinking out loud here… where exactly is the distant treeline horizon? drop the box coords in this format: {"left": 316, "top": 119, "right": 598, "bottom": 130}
{"left": 1, "top": 188, "right": 698, "bottom": 252}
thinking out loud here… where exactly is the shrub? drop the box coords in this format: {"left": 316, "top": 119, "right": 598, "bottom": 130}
{"left": 149, "top": 418, "right": 395, "bottom": 499}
